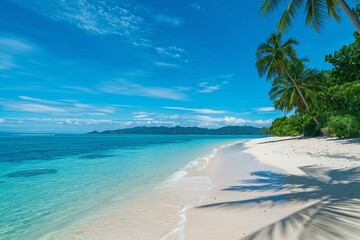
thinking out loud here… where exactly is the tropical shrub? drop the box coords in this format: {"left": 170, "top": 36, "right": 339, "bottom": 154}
{"left": 303, "top": 115, "right": 321, "bottom": 137}
{"left": 268, "top": 115, "right": 304, "bottom": 136}
{"left": 327, "top": 115, "right": 359, "bottom": 139}
{"left": 325, "top": 81, "right": 360, "bottom": 121}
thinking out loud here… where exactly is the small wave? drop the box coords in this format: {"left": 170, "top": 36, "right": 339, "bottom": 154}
{"left": 161, "top": 141, "right": 244, "bottom": 239}
{"left": 165, "top": 141, "right": 241, "bottom": 184}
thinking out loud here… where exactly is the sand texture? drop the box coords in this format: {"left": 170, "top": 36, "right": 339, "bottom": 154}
{"left": 185, "top": 137, "right": 360, "bottom": 240}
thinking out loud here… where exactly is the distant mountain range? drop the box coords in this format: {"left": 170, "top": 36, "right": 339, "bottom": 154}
{"left": 87, "top": 126, "right": 266, "bottom": 135}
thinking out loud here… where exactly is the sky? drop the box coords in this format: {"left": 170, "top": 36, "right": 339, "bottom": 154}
{"left": 0, "top": 0, "right": 357, "bottom": 133}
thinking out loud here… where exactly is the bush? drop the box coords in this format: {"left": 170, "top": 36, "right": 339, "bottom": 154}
{"left": 303, "top": 115, "right": 321, "bottom": 137}
{"left": 321, "top": 127, "right": 334, "bottom": 137}
{"left": 327, "top": 115, "right": 359, "bottom": 138}
{"left": 268, "top": 115, "right": 304, "bottom": 136}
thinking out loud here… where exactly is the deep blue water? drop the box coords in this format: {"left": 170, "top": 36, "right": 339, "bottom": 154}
{"left": 0, "top": 134, "right": 262, "bottom": 239}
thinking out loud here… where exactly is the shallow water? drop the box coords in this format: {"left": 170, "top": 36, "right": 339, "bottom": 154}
{"left": 0, "top": 134, "right": 262, "bottom": 239}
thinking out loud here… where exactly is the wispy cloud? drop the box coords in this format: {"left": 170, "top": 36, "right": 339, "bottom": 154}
{"left": 0, "top": 55, "right": 16, "bottom": 70}
{"left": 133, "top": 114, "right": 153, "bottom": 121}
{"left": 101, "top": 80, "right": 188, "bottom": 100}
{"left": 0, "top": 114, "right": 272, "bottom": 133}
{"left": 191, "top": 2, "right": 205, "bottom": 12}
{"left": 0, "top": 38, "right": 33, "bottom": 52}
{"left": 13, "top": 0, "right": 187, "bottom": 61}
{"left": 154, "top": 14, "right": 182, "bottom": 27}
{"left": 62, "top": 85, "right": 99, "bottom": 95}
{"left": 198, "top": 82, "right": 223, "bottom": 93}
{"left": 195, "top": 115, "right": 272, "bottom": 127}
{"left": 155, "top": 46, "right": 185, "bottom": 59}
{"left": 164, "top": 106, "right": 226, "bottom": 114}
{"left": 197, "top": 74, "right": 233, "bottom": 93}
{"left": 13, "top": 0, "right": 144, "bottom": 37}
{"left": 2, "top": 102, "right": 66, "bottom": 113}
{"left": 0, "top": 96, "right": 115, "bottom": 116}
{"left": 0, "top": 37, "right": 35, "bottom": 70}
{"left": 154, "top": 61, "right": 180, "bottom": 68}
{"left": 254, "top": 107, "right": 275, "bottom": 112}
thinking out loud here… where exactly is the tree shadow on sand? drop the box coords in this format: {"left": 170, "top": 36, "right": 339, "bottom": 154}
{"left": 198, "top": 165, "right": 360, "bottom": 240}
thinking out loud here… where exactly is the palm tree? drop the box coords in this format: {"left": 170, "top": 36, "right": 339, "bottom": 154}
{"left": 269, "top": 60, "right": 326, "bottom": 114}
{"left": 256, "top": 32, "right": 321, "bottom": 125}
{"left": 259, "top": 0, "right": 360, "bottom": 34}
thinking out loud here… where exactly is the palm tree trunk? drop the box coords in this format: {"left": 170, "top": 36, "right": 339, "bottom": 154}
{"left": 281, "top": 63, "right": 321, "bottom": 126}
{"left": 338, "top": 0, "right": 360, "bottom": 34}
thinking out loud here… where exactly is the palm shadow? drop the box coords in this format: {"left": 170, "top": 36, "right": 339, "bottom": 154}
{"left": 198, "top": 165, "right": 360, "bottom": 240}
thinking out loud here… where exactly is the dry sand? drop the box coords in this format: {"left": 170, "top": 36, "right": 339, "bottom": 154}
{"left": 184, "top": 137, "right": 360, "bottom": 240}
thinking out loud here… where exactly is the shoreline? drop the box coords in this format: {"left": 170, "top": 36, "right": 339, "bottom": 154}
{"left": 40, "top": 136, "right": 360, "bottom": 239}
{"left": 185, "top": 137, "right": 360, "bottom": 240}
{"left": 42, "top": 139, "right": 246, "bottom": 240}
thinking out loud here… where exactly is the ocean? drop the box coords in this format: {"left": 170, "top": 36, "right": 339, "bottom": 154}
{"left": 0, "top": 134, "right": 261, "bottom": 239}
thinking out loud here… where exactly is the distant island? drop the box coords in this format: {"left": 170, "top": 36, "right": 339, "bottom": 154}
{"left": 87, "top": 126, "right": 266, "bottom": 135}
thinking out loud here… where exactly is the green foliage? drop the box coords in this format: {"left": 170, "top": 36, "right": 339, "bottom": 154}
{"left": 261, "top": 127, "right": 270, "bottom": 135}
{"left": 325, "top": 33, "right": 360, "bottom": 85}
{"left": 303, "top": 115, "right": 321, "bottom": 137}
{"left": 325, "top": 81, "right": 360, "bottom": 121}
{"left": 258, "top": 6, "right": 360, "bottom": 139}
{"left": 267, "top": 115, "right": 322, "bottom": 137}
{"left": 268, "top": 115, "right": 304, "bottom": 136}
{"left": 259, "top": 0, "right": 341, "bottom": 32}
{"left": 256, "top": 32, "right": 298, "bottom": 81}
{"left": 327, "top": 115, "right": 359, "bottom": 139}
{"left": 269, "top": 60, "right": 326, "bottom": 114}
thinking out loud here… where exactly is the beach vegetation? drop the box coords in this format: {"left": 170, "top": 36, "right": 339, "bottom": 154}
{"left": 326, "top": 115, "right": 359, "bottom": 138}
{"left": 256, "top": 33, "right": 322, "bottom": 126}
{"left": 267, "top": 115, "right": 304, "bottom": 136}
{"left": 259, "top": 0, "right": 360, "bottom": 33}
{"left": 257, "top": 6, "right": 360, "bottom": 138}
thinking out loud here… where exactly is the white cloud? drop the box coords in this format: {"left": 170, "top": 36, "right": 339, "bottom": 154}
{"left": 195, "top": 115, "right": 273, "bottom": 128}
{"left": 0, "top": 55, "right": 16, "bottom": 70}
{"left": 197, "top": 74, "right": 233, "bottom": 93}
{"left": 0, "top": 38, "right": 33, "bottom": 52}
{"left": 0, "top": 37, "right": 34, "bottom": 70}
{"left": 2, "top": 102, "right": 66, "bottom": 113}
{"left": 13, "top": 0, "right": 188, "bottom": 60}
{"left": 0, "top": 114, "right": 273, "bottom": 133}
{"left": 198, "top": 82, "right": 222, "bottom": 93}
{"left": 0, "top": 96, "right": 116, "bottom": 116}
{"left": 155, "top": 14, "right": 182, "bottom": 27}
{"left": 134, "top": 114, "right": 148, "bottom": 119}
{"left": 168, "top": 114, "right": 180, "bottom": 120}
{"left": 19, "top": 96, "right": 58, "bottom": 105}
{"left": 254, "top": 107, "right": 275, "bottom": 112}
{"left": 191, "top": 2, "right": 205, "bottom": 11}
{"left": 154, "top": 62, "right": 180, "bottom": 68}
{"left": 155, "top": 46, "right": 185, "bottom": 59}
{"left": 101, "top": 80, "right": 188, "bottom": 100}
{"left": 164, "top": 106, "right": 226, "bottom": 114}
{"left": 13, "top": 0, "right": 144, "bottom": 37}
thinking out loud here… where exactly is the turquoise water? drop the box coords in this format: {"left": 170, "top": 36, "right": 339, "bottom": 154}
{"left": 0, "top": 134, "right": 262, "bottom": 239}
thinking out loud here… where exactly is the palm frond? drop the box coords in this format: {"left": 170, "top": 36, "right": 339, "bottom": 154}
{"left": 259, "top": 0, "right": 288, "bottom": 15}
{"left": 305, "top": 0, "right": 328, "bottom": 31}
{"left": 277, "top": 0, "right": 305, "bottom": 31}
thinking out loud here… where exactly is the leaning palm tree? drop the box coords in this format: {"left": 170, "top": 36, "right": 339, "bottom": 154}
{"left": 269, "top": 60, "right": 326, "bottom": 114}
{"left": 256, "top": 32, "right": 321, "bottom": 125}
{"left": 259, "top": 0, "right": 360, "bottom": 34}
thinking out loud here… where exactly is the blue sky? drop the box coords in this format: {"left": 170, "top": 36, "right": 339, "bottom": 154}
{"left": 0, "top": 0, "right": 357, "bottom": 133}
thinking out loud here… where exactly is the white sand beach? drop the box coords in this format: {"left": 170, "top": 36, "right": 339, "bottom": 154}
{"left": 185, "top": 137, "right": 360, "bottom": 240}
{"left": 46, "top": 136, "right": 360, "bottom": 240}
